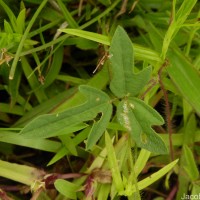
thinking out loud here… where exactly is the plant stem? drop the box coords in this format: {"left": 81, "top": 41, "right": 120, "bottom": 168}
{"left": 158, "top": 60, "right": 174, "bottom": 160}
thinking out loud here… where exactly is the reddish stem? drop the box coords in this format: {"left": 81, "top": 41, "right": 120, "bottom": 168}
{"left": 158, "top": 60, "right": 174, "bottom": 161}
{"left": 166, "top": 184, "right": 178, "bottom": 200}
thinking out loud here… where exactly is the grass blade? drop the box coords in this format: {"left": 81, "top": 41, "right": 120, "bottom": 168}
{"left": 105, "top": 131, "right": 124, "bottom": 192}
{"left": 9, "top": 0, "right": 48, "bottom": 80}
{"left": 60, "top": 28, "right": 162, "bottom": 63}
{"left": 0, "top": 160, "right": 44, "bottom": 186}
{"left": 167, "top": 49, "right": 200, "bottom": 115}
{"left": 56, "top": 0, "right": 78, "bottom": 28}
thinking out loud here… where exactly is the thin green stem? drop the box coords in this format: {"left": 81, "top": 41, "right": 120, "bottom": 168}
{"left": 20, "top": 34, "right": 69, "bottom": 57}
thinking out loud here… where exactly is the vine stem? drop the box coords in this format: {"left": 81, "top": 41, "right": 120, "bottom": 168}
{"left": 158, "top": 60, "right": 174, "bottom": 161}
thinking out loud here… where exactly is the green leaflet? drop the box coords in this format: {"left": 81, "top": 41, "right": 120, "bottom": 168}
{"left": 117, "top": 98, "right": 167, "bottom": 154}
{"left": 20, "top": 85, "right": 111, "bottom": 148}
{"left": 109, "top": 26, "right": 151, "bottom": 98}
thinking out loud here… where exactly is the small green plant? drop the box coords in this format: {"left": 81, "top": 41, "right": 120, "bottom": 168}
{"left": 16, "top": 26, "right": 175, "bottom": 199}
{"left": 0, "top": 0, "right": 199, "bottom": 199}
{"left": 20, "top": 26, "right": 167, "bottom": 154}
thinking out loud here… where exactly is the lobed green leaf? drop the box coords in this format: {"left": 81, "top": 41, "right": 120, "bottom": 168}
{"left": 20, "top": 86, "right": 111, "bottom": 147}
{"left": 117, "top": 98, "right": 167, "bottom": 154}
{"left": 109, "top": 27, "right": 151, "bottom": 98}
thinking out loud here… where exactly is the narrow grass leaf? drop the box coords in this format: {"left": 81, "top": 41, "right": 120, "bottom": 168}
{"left": 183, "top": 145, "right": 199, "bottom": 181}
{"left": 54, "top": 179, "right": 80, "bottom": 199}
{"left": 98, "top": 0, "right": 111, "bottom": 6}
{"left": 56, "top": 74, "right": 87, "bottom": 85}
{"left": 59, "top": 28, "right": 110, "bottom": 45}
{"left": 97, "top": 184, "right": 110, "bottom": 200}
{"left": 8, "top": 66, "right": 22, "bottom": 106}
{"left": 60, "top": 28, "right": 162, "bottom": 63}
{"left": 134, "top": 149, "right": 151, "bottom": 177}
{"left": 0, "top": 160, "right": 44, "bottom": 186}
{"left": 176, "top": 0, "right": 197, "bottom": 26}
{"left": 192, "top": 184, "right": 200, "bottom": 196}
{"left": 0, "top": 0, "right": 17, "bottom": 32}
{"left": 0, "top": 103, "right": 24, "bottom": 115}
{"left": 138, "top": 159, "right": 178, "bottom": 190}
{"left": 161, "top": 0, "right": 197, "bottom": 59}
{"left": 4, "top": 20, "right": 13, "bottom": 34}
{"left": 80, "top": 0, "right": 120, "bottom": 29}
{"left": 43, "top": 46, "right": 64, "bottom": 88}
{"left": 167, "top": 49, "right": 200, "bottom": 115}
{"left": 21, "top": 57, "right": 48, "bottom": 103}
{"left": 183, "top": 113, "right": 196, "bottom": 144}
{"left": 0, "top": 131, "right": 61, "bottom": 152}
{"left": 120, "top": 159, "right": 179, "bottom": 195}
{"left": 86, "top": 144, "right": 107, "bottom": 173}
{"left": 56, "top": 0, "right": 79, "bottom": 28}
{"left": 59, "top": 134, "right": 77, "bottom": 156}
{"left": 105, "top": 131, "right": 124, "bottom": 192}
{"left": 16, "top": 9, "right": 26, "bottom": 34}
{"left": 47, "top": 147, "right": 68, "bottom": 166}
{"left": 9, "top": 0, "right": 48, "bottom": 80}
